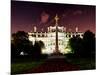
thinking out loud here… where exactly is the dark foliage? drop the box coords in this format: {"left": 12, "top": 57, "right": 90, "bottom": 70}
{"left": 11, "top": 31, "right": 34, "bottom": 61}
{"left": 68, "top": 35, "right": 83, "bottom": 57}
{"left": 11, "top": 31, "right": 47, "bottom": 62}
{"left": 68, "top": 30, "right": 95, "bottom": 58}
{"left": 82, "top": 30, "right": 96, "bottom": 57}
{"left": 32, "top": 40, "right": 46, "bottom": 60}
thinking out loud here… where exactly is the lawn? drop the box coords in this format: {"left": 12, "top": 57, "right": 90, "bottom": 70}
{"left": 11, "top": 55, "right": 96, "bottom": 74}
{"left": 11, "top": 60, "right": 44, "bottom": 74}
{"left": 66, "top": 57, "right": 96, "bottom": 70}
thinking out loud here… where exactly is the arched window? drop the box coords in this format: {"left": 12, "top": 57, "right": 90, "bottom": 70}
{"left": 69, "top": 35, "right": 71, "bottom": 37}
{"left": 42, "top": 35, "right": 44, "bottom": 37}
{"left": 38, "top": 35, "right": 40, "bottom": 37}
{"left": 66, "top": 35, "right": 67, "bottom": 37}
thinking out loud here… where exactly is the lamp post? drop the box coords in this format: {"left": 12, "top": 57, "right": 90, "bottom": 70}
{"left": 54, "top": 14, "right": 60, "bottom": 54}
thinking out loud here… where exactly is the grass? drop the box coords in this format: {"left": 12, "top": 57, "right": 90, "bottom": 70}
{"left": 11, "top": 60, "right": 44, "bottom": 74}
{"left": 11, "top": 55, "right": 96, "bottom": 74}
{"left": 66, "top": 57, "right": 96, "bottom": 70}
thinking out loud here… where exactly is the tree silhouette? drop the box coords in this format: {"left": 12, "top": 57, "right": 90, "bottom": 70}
{"left": 32, "top": 40, "right": 45, "bottom": 59}
{"left": 11, "top": 31, "right": 33, "bottom": 56}
{"left": 68, "top": 30, "right": 95, "bottom": 58}
{"left": 11, "top": 31, "right": 47, "bottom": 61}
{"left": 38, "top": 40, "right": 45, "bottom": 49}
{"left": 68, "top": 36, "right": 83, "bottom": 57}
{"left": 82, "top": 30, "right": 95, "bottom": 57}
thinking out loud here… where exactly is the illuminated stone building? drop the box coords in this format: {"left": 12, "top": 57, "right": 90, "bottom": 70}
{"left": 28, "top": 15, "right": 83, "bottom": 54}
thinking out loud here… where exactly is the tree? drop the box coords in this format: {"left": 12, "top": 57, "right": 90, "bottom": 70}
{"left": 38, "top": 40, "right": 45, "bottom": 49}
{"left": 82, "top": 30, "right": 95, "bottom": 57}
{"left": 68, "top": 36, "right": 83, "bottom": 57}
{"left": 68, "top": 30, "right": 95, "bottom": 58}
{"left": 32, "top": 40, "right": 45, "bottom": 59}
{"left": 11, "top": 31, "right": 33, "bottom": 56}
{"left": 11, "top": 43, "right": 17, "bottom": 59}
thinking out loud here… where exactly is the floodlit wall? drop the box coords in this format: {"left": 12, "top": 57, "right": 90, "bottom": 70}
{"left": 28, "top": 26, "right": 83, "bottom": 54}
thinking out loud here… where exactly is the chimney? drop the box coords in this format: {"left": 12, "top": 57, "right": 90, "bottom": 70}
{"left": 34, "top": 26, "right": 37, "bottom": 32}
{"left": 75, "top": 27, "right": 78, "bottom": 32}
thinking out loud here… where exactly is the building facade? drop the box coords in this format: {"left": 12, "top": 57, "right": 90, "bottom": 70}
{"left": 28, "top": 15, "right": 83, "bottom": 54}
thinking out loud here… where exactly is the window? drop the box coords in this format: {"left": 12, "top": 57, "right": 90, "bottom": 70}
{"left": 69, "top": 35, "right": 71, "bottom": 37}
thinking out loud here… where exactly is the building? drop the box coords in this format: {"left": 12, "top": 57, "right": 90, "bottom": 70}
{"left": 28, "top": 15, "right": 83, "bottom": 54}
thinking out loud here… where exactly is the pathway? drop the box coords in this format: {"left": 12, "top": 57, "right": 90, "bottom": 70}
{"left": 23, "top": 58, "right": 80, "bottom": 74}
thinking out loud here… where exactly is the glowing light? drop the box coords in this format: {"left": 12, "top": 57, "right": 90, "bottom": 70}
{"left": 28, "top": 22, "right": 83, "bottom": 54}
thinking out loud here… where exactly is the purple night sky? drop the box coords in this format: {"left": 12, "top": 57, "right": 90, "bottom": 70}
{"left": 11, "top": 1, "right": 96, "bottom": 33}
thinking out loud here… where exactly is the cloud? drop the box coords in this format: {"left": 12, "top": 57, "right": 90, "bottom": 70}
{"left": 73, "top": 10, "right": 82, "bottom": 15}
{"left": 40, "top": 11, "right": 49, "bottom": 23}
